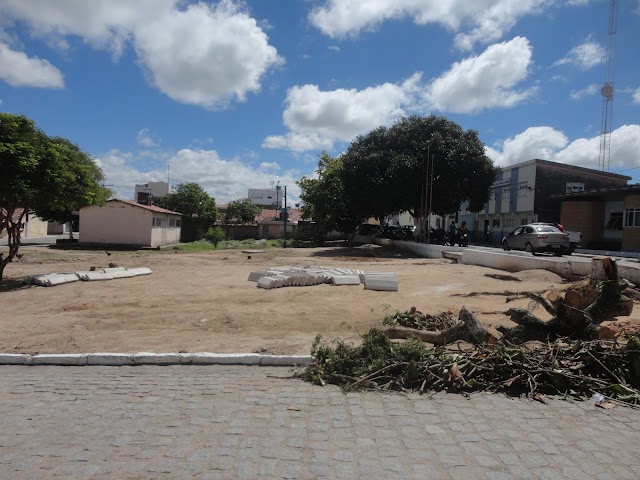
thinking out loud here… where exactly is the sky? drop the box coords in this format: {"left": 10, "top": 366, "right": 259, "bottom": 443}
{"left": 1, "top": 0, "right": 639, "bottom": 205}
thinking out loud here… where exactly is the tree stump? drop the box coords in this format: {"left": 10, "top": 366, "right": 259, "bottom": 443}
{"left": 498, "top": 257, "right": 633, "bottom": 341}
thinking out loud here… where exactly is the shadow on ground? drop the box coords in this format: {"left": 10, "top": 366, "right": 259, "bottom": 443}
{"left": 310, "top": 243, "right": 422, "bottom": 259}
{"left": 0, "top": 277, "right": 31, "bottom": 293}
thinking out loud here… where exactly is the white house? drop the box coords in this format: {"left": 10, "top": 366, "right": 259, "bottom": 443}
{"left": 80, "top": 199, "right": 182, "bottom": 247}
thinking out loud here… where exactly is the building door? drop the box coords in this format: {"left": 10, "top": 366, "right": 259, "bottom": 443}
{"left": 483, "top": 220, "right": 490, "bottom": 242}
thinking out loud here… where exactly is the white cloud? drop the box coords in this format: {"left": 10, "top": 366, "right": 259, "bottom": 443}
{"left": 567, "top": 0, "right": 590, "bottom": 5}
{"left": 0, "top": 41, "right": 64, "bottom": 88}
{"left": 309, "top": 0, "right": 553, "bottom": 50}
{"left": 569, "top": 84, "right": 598, "bottom": 100}
{"left": 633, "top": 87, "right": 640, "bottom": 104}
{"left": 96, "top": 148, "right": 301, "bottom": 204}
{"left": 136, "top": 128, "right": 158, "bottom": 147}
{"left": 0, "top": 0, "right": 176, "bottom": 58}
{"left": 487, "top": 124, "right": 640, "bottom": 172}
{"left": 0, "top": 0, "right": 283, "bottom": 108}
{"left": 553, "top": 38, "right": 605, "bottom": 70}
{"left": 426, "top": 37, "right": 536, "bottom": 114}
{"left": 328, "top": 45, "right": 340, "bottom": 52}
{"left": 259, "top": 162, "right": 280, "bottom": 170}
{"left": 134, "top": 2, "right": 284, "bottom": 108}
{"left": 263, "top": 74, "right": 421, "bottom": 152}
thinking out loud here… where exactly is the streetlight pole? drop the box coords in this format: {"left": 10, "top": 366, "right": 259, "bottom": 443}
{"left": 283, "top": 185, "right": 287, "bottom": 248}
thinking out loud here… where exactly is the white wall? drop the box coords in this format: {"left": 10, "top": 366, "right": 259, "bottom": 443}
{"left": 150, "top": 215, "right": 181, "bottom": 246}
{"left": 80, "top": 202, "right": 153, "bottom": 245}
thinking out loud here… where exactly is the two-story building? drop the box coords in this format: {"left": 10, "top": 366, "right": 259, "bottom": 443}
{"left": 477, "top": 159, "right": 630, "bottom": 243}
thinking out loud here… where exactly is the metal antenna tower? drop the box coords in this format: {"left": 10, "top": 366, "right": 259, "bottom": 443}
{"left": 598, "top": 0, "right": 618, "bottom": 171}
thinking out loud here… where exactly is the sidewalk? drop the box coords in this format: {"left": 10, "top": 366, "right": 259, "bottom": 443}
{"left": 1, "top": 365, "right": 639, "bottom": 479}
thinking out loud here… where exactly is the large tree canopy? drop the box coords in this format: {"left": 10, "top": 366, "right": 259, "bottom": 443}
{"left": 36, "top": 137, "right": 110, "bottom": 232}
{"left": 155, "top": 182, "right": 218, "bottom": 230}
{"left": 341, "top": 115, "right": 498, "bottom": 221}
{"left": 297, "top": 152, "right": 361, "bottom": 243}
{"left": 0, "top": 113, "right": 108, "bottom": 282}
{"left": 223, "top": 198, "right": 261, "bottom": 224}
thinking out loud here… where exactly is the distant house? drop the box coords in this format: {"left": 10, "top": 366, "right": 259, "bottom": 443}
{"left": 0, "top": 208, "right": 51, "bottom": 238}
{"left": 79, "top": 199, "right": 182, "bottom": 247}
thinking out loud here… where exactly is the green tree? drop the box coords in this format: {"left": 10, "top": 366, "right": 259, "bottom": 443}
{"left": 0, "top": 113, "right": 108, "bottom": 282}
{"left": 204, "top": 226, "right": 226, "bottom": 247}
{"left": 297, "top": 152, "right": 362, "bottom": 244}
{"left": 223, "top": 198, "right": 261, "bottom": 224}
{"left": 36, "top": 137, "right": 111, "bottom": 239}
{"left": 155, "top": 183, "right": 218, "bottom": 231}
{"left": 341, "top": 115, "right": 498, "bottom": 224}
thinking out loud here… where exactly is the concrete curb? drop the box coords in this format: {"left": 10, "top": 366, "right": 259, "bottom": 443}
{"left": 0, "top": 353, "right": 313, "bottom": 367}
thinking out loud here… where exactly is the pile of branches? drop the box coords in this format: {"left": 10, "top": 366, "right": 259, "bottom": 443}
{"left": 383, "top": 306, "right": 460, "bottom": 331}
{"left": 299, "top": 330, "right": 640, "bottom": 405}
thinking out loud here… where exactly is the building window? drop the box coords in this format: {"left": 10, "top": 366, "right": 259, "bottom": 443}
{"left": 605, "top": 212, "right": 623, "bottom": 230}
{"left": 566, "top": 182, "right": 585, "bottom": 193}
{"left": 624, "top": 209, "right": 640, "bottom": 228}
{"left": 169, "top": 218, "right": 176, "bottom": 227}
{"left": 176, "top": 219, "right": 181, "bottom": 227}
{"left": 504, "top": 219, "right": 515, "bottom": 227}
{"left": 152, "top": 217, "right": 162, "bottom": 227}
{"left": 492, "top": 219, "right": 500, "bottom": 228}
{"left": 520, "top": 218, "right": 528, "bottom": 225}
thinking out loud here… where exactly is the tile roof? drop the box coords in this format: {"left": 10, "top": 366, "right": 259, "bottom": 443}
{"left": 110, "top": 199, "right": 182, "bottom": 215}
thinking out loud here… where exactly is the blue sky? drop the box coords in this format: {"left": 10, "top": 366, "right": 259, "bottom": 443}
{"left": 1, "top": 0, "right": 639, "bottom": 204}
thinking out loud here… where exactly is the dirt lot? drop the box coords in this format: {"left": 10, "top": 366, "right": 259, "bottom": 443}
{"left": 1, "top": 244, "right": 638, "bottom": 355}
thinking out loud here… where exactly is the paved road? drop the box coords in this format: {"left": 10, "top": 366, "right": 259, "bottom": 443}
{"left": 1, "top": 366, "right": 639, "bottom": 479}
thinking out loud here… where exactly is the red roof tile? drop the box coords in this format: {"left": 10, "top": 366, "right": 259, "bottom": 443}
{"left": 110, "top": 199, "right": 182, "bottom": 215}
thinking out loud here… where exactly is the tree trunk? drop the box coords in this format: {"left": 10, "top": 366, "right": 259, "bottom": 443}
{"left": 383, "top": 306, "right": 492, "bottom": 346}
{"left": 498, "top": 257, "right": 633, "bottom": 342}
{"left": 0, "top": 209, "right": 26, "bottom": 283}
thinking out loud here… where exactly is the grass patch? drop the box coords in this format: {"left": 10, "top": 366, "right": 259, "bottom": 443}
{"left": 164, "top": 238, "right": 318, "bottom": 252}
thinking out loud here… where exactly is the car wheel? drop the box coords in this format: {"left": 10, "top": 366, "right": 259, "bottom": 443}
{"left": 502, "top": 240, "right": 510, "bottom": 251}
{"left": 525, "top": 242, "right": 537, "bottom": 256}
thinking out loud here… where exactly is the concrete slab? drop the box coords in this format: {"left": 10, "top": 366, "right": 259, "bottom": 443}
{"left": 126, "top": 267, "right": 153, "bottom": 276}
{"left": 133, "top": 353, "right": 182, "bottom": 365}
{"left": 364, "top": 273, "right": 398, "bottom": 291}
{"left": 248, "top": 270, "right": 271, "bottom": 282}
{"left": 0, "top": 354, "right": 32, "bottom": 365}
{"left": 32, "top": 354, "right": 88, "bottom": 366}
{"left": 257, "top": 276, "right": 278, "bottom": 289}
{"left": 331, "top": 275, "right": 362, "bottom": 285}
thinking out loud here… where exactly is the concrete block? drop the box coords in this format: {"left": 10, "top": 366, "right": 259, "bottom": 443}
{"left": 272, "top": 274, "right": 290, "bottom": 287}
{"left": 108, "top": 270, "right": 136, "bottom": 279}
{"left": 32, "top": 354, "right": 88, "bottom": 366}
{"left": 257, "top": 276, "right": 278, "bottom": 289}
{"left": 127, "top": 267, "right": 153, "bottom": 276}
{"left": 259, "top": 355, "right": 313, "bottom": 366}
{"left": 77, "top": 271, "right": 113, "bottom": 281}
{"left": 364, "top": 274, "right": 398, "bottom": 291}
{"left": 103, "top": 267, "right": 126, "bottom": 273}
{"left": 248, "top": 270, "right": 271, "bottom": 282}
{"left": 86, "top": 353, "right": 135, "bottom": 366}
{"left": 331, "top": 275, "right": 362, "bottom": 285}
{"left": 133, "top": 353, "right": 181, "bottom": 365}
{"left": 181, "top": 353, "right": 261, "bottom": 365}
{"left": 0, "top": 354, "right": 32, "bottom": 365}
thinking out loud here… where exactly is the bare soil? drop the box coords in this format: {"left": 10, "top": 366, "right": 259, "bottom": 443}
{"left": 2, "top": 244, "right": 639, "bottom": 355}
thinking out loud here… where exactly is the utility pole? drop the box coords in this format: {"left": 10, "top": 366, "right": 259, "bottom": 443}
{"left": 283, "top": 185, "right": 287, "bottom": 248}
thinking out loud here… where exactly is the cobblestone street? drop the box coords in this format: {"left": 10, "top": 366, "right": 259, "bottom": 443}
{"left": 1, "top": 365, "right": 639, "bottom": 479}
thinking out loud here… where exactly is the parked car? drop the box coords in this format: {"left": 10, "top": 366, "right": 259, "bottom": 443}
{"left": 502, "top": 224, "right": 570, "bottom": 256}
{"left": 400, "top": 225, "right": 415, "bottom": 239}
{"left": 529, "top": 222, "right": 581, "bottom": 254}
{"left": 379, "top": 225, "right": 401, "bottom": 239}
{"left": 357, "top": 224, "right": 381, "bottom": 236}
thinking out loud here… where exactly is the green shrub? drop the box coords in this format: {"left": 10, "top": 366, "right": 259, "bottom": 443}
{"left": 204, "top": 226, "right": 226, "bottom": 247}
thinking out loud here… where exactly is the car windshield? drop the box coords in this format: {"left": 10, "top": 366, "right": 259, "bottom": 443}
{"left": 535, "top": 226, "right": 558, "bottom": 233}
